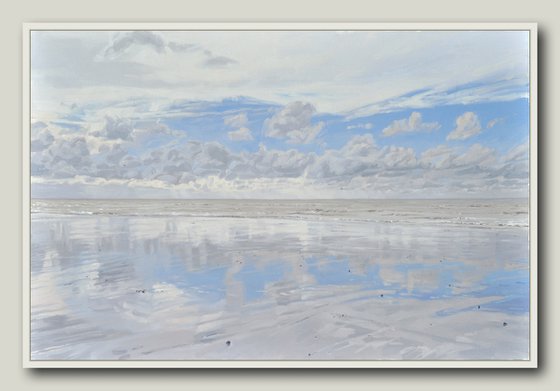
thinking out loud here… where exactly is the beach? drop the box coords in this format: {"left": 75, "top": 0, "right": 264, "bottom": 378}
{"left": 30, "top": 199, "right": 530, "bottom": 360}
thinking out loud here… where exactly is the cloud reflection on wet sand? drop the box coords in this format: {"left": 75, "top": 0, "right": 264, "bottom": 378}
{"left": 30, "top": 200, "right": 529, "bottom": 360}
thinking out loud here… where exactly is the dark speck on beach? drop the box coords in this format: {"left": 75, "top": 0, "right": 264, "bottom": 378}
{"left": 226, "top": 340, "right": 231, "bottom": 346}
{"left": 380, "top": 294, "right": 384, "bottom": 297}
{"left": 503, "top": 322, "right": 508, "bottom": 327}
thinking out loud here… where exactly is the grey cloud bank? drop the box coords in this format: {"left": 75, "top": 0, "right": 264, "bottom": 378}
{"left": 31, "top": 118, "right": 528, "bottom": 199}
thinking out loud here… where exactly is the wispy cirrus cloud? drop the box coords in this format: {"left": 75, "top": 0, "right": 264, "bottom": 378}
{"left": 33, "top": 31, "right": 529, "bottom": 116}
{"left": 487, "top": 117, "right": 504, "bottom": 129}
{"left": 103, "top": 31, "right": 167, "bottom": 58}
{"left": 101, "top": 31, "right": 237, "bottom": 68}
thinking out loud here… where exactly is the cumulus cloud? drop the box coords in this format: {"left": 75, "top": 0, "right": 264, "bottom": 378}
{"left": 447, "top": 112, "right": 482, "bottom": 140}
{"left": 96, "top": 116, "right": 134, "bottom": 141}
{"left": 420, "top": 145, "right": 456, "bottom": 168}
{"left": 264, "top": 102, "right": 324, "bottom": 144}
{"left": 382, "top": 112, "right": 440, "bottom": 137}
{"left": 420, "top": 143, "right": 496, "bottom": 170}
{"left": 310, "top": 134, "right": 418, "bottom": 179}
{"left": 32, "top": 136, "right": 92, "bottom": 178}
{"left": 31, "top": 128, "right": 55, "bottom": 152}
{"left": 503, "top": 143, "right": 528, "bottom": 162}
{"left": 451, "top": 143, "right": 496, "bottom": 168}
{"left": 244, "top": 144, "right": 316, "bottom": 178}
{"left": 30, "top": 116, "right": 529, "bottom": 199}
{"left": 225, "top": 113, "right": 253, "bottom": 141}
{"left": 228, "top": 128, "right": 253, "bottom": 141}
{"left": 341, "top": 134, "right": 377, "bottom": 157}
{"left": 93, "top": 116, "right": 177, "bottom": 143}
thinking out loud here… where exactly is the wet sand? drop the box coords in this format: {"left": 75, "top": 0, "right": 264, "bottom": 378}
{"left": 30, "top": 199, "right": 530, "bottom": 360}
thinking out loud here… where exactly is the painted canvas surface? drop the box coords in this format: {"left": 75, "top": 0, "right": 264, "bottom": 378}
{"left": 27, "top": 26, "right": 534, "bottom": 365}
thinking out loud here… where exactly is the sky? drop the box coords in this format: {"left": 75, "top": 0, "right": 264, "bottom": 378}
{"left": 30, "top": 30, "right": 530, "bottom": 199}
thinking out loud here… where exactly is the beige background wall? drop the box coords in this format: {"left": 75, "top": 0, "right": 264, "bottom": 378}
{"left": 1, "top": 0, "right": 557, "bottom": 389}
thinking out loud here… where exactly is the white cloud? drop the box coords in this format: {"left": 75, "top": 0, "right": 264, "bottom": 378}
{"left": 310, "top": 134, "right": 419, "bottom": 179}
{"left": 264, "top": 102, "right": 324, "bottom": 144}
{"left": 447, "top": 112, "right": 482, "bottom": 141}
{"left": 487, "top": 117, "right": 503, "bottom": 129}
{"left": 246, "top": 144, "right": 316, "bottom": 178}
{"left": 382, "top": 112, "right": 440, "bottom": 136}
{"left": 91, "top": 116, "right": 178, "bottom": 144}
{"left": 96, "top": 116, "right": 134, "bottom": 141}
{"left": 346, "top": 122, "right": 373, "bottom": 130}
{"left": 228, "top": 127, "right": 253, "bottom": 141}
{"left": 224, "top": 113, "right": 248, "bottom": 128}
{"left": 29, "top": 105, "right": 528, "bottom": 199}
{"left": 225, "top": 113, "right": 253, "bottom": 141}
{"left": 32, "top": 135, "right": 92, "bottom": 178}
{"left": 31, "top": 127, "right": 529, "bottom": 199}
{"left": 30, "top": 127, "right": 54, "bottom": 152}
{"left": 32, "top": 31, "right": 529, "bottom": 117}
{"left": 420, "top": 145, "right": 456, "bottom": 168}
{"left": 452, "top": 144, "right": 496, "bottom": 168}
{"left": 340, "top": 134, "right": 377, "bottom": 157}
{"left": 503, "top": 143, "right": 528, "bottom": 162}
{"left": 380, "top": 146, "right": 417, "bottom": 168}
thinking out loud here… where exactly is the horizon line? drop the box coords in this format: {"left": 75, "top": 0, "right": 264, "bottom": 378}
{"left": 31, "top": 197, "right": 530, "bottom": 201}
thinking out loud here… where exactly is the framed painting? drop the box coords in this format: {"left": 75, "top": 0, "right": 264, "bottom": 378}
{"left": 22, "top": 22, "right": 537, "bottom": 368}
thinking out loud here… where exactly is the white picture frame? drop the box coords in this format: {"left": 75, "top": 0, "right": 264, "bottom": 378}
{"left": 22, "top": 22, "right": 538, "bottom": 368}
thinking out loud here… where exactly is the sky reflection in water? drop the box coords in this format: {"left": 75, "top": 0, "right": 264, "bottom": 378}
{"left": 30, "top": 207, "right": 529, "bottom": 360}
